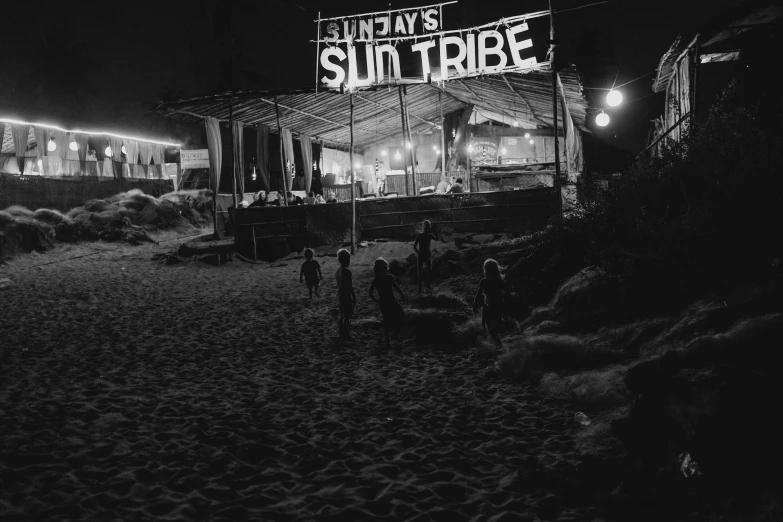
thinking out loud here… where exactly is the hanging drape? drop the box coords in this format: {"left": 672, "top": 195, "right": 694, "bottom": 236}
{"left": 231, "top": 120, "right": 245, "bottom": 200}
{"left": 74, "top": 134, "right": 88, "bottom": 174}
{"left": 138, "top": 141, "right": 152, "bottom": 178}
{"left": 256, "top": 123, "right": 271, "bottom": 191}
{"left": 298, "top": 133, "right": 313, "bottom": 194}
{"left": 205, "top": 116, "right": 222, "bottom": 195}
{"left": 52, "top": 131, "right": 71, "bottom": 175}
{"left": 107, "top": 136, "right": 123, "bottom": 178}
{"left": 33, "top": 126, "right": 48, "bottom": 175}
{"left": 557, "top": 73, "right": 584, "bottom": 176}
{"left": 281, "top": 128, "right": 295, "bottom": 191}
{"left": 11, "top": 124, "right": 29, "bottom": 174}
{"left": 151, "top": 144, "right": 165, "bottom": 179}
{"left": 312, "top": 141, "right": 323, "bottom": 195}
{"left": 123, "top": 139, "right": 140, "bottom": 178}
{"left": 94, "top": 136, "right": 109, "bottom": 177}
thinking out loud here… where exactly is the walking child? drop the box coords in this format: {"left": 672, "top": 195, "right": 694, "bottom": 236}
{"left": 473, "top": 258, "right": 511, "bottom": 345}
{"left": 299, "top": 248, "right": 323, "bottom": 299}
{"left": 335, "top": 248, "right": 357, "bottom": 340}
{"left": 413, "top": 220, "right": 439, "bottom": 293}
{"left": 369, "top": 258, "right": 406, "bottom": 348}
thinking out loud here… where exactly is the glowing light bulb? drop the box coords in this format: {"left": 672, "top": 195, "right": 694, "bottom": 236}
{"left": 121, "top": 145, "right": 127, "bottom": 155}
{"left": 37, "top": 159, "right": 43, "bottom": 168}
{"left": 47, "top": 139, "right": 57, "bottom": 152}
{"left": 467, "top": 144, "right": 474, "bottom": 153}
{"left": 406, "top": 141, "right": 412, "bottom": 149}
{"left": 501, "top": 148, "right": 507, "bottom": 155}
{"left": 524, "top": 132, "right": 530, "bottom": 139}
{"left": 354, "top": 162, "right": 361, "bottom": 169}
{"left": 512, "top": 121, "right": 519, "bottom": 127}
{"left": 606, "top": 90, "right": 623, "bottom": 107}
{"left": 394, "top": 149, "right": 401, "bottom": 160}
{"left": 436, "top": 150, "right": 441, "bottom": 155}
{"left": 433, "top": 145, "right": 438, "bottom": 151}
{"left": 529, "top": 139, "right": 534, "bottom": 144}
{"left": 69, "top": 141, "right": 79, "bottom": 152}
{"left": 105, "top": 146, "right": 112, "bottom": 157}
{"left": 381, "top": 149, "right": 387, "bottom": 156}
{"left": 596, "top": 112, "right": 610, "bottom": 127}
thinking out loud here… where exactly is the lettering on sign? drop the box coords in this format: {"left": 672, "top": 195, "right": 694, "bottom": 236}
{"left": 180, "top": 149, "right": 210, "bottom": 169}
{"left": 315, "top": 6, "right": 545, "bottom": 90}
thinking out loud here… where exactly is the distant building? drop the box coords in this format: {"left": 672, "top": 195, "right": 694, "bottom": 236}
{"left": 647, "top": 0, "right": 782, "bottom": 155}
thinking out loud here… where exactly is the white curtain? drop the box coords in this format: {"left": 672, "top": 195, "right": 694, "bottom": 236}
{"left": 75, "top": 134, "right": 89, "bottom": 175}
{"left": 52, "top": 131, "right": 71, "bottom": 175}
{"left": 299, "top": 133, "right": 313, "bottom": 194}
{"left": 138, "top": 141, "right": 153, "bottom": 178}
{"left": 281, "top": 128, "right": 295, "bottom": 191}
{"left": 231, "top": 120, "right": 245, "bottom": 200}
{"left": 557, "top": 73, "right": 584, "bottom": 177}
{"left": 151, "top": 144, "right": 165, "bottom": 179}
{"left": 33, "top": 126, "right": 49, "bottom": 175}
{"left": 205, "top": 116, "right": 222, "bottom": 194}
{"left": 123, "top": 139, "right": 141, "bottom": 178}
{"left": 11, "top": 124, "right": 29, "bottom": 174}
{"left": 108, "top": 136, "right": 123, "bottom": 178}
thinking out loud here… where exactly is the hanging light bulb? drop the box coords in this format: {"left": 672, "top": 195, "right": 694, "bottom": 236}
{"left": 354, "top": 161, "right": 361, "bottom": 169}
{"left": 121, "top": 145, "right": 127, "bottom": 155}
{"left": 606, "top": 89, "right": 623, "bottom": 107}
{"left": 69, "top": 141, "right": 79, "bottom": 152}
{"left": 406, "top": 141, "right": 412, "bottom": 149}
{"left": 529, "top": 139, "right": 534, "bottom": 144}
{"left": 313, "top": 161, "right": 317, "bottom": 170}
{"left": 105, "top": 146, "right": 113, "bottom": 157}
{"left": 381, "top": 149, "right": 387, "bottom": 156}
{"left": 512, "top": 121, "right": 519, "bottom": 127}
{"left": 524, "top": 132, "right": 530, "bottom": 139}
{"left": 596, "top": 111, "right": 610, "bottom": 127}
{"left": 436, "top": 150, "right": 441, "bottom": 155}
{"left": 394, "top": 149, "right": 401, "bottom": 160}
{"left": 501, "top": 147, "right": 507, "bottom": 155}
{"left": 433, "top": 145, "right": 438, "bottom": 151}
{"left": 452, "top": 129, "right": 456, "bottom": 138}
{"left": 467, "top": 144, "right": 474, "bottom": 153}
{"left": 37, "top": 159, "right": 43, "bottom": 169}
{"left": 47, "top": 139, "right": 57, "bottom": 152}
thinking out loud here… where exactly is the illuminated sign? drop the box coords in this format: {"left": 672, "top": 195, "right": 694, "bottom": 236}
{"left": 180, "top": 149, "right": 210, "bottom": 169}
{"left": 315, "top": 4, "right": 547, "bottom": 90}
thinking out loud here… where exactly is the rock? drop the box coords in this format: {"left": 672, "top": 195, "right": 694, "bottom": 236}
{"left": 0, "top": 277, "right": 14, "bottom": 289}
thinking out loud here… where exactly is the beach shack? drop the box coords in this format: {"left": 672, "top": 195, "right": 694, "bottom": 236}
{"left": 155, "top": 3, "right": 589, "bottom": 260}
{"left": 645, "top": 0, "right": 782, "bottom": 155}
{"left": 0, "top": 119, "right": 181, "bottom": 211}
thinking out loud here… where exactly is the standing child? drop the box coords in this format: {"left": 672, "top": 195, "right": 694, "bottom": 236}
{"left": 413, "top": 220, "right": 439, "bottom": 294}
{"left": 473, "top": 258, "right": 511, "bottom": 346}
{"left": 299, "top": 248, "right": 323, "bottom": 299}
{"left": 369, "top": 258, "right": 406, "bottom": 348}
{"left": 335, "top": 248, "right": 357, "bottom": 340}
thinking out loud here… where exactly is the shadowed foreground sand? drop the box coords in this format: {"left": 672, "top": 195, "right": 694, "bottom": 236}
{"left": 0, "top": 234, "right": 600, "bottom": 521}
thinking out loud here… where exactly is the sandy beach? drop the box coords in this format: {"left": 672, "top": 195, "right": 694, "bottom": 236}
{"left": 0, "top": 231, "right": 599, "bottom": 521}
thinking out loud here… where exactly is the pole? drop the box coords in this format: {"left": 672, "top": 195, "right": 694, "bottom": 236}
{"left": 549, "top": 0, "right": 562, "bottom": 218}
{"left": 398, "top": 86, "right": 410, "bottom": 196}
{"left": 440, "top": 88, "right": 446, "bottom": 178}
{"left": 274, "top": 95, "right": 288, "bottom": 206}
{"left": 691, "top": 35, "right": 700, "bottom": 122}
{"left": 349, "top": 90, "right": 356, "bottom": 254}
{"left": 315, "top": 12, "right": 321, "bottom": 96}
{"left": 559, "top": 75, "right": 569, "bottom": 183}
{"left": 229, "top": 98, "right": 238, "bottom": 210}
{"left": 403, "top": 85, "right": 417, "bottom": 194}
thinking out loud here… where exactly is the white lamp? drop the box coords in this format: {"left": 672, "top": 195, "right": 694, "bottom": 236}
{"left": 105, "top": 146, "right": 113, "bottom": 157}
{"left": 524, "top": 132, "right": 530, "bottom": 139}
{"left": 606, "top": 90, "right": 623, "bottom": 107}
{"left": 406, "top": 141, "right": 412, "bottom": 149}
{"left": 37, "top": 159, "right": 43, "bottom": 169}
{"left": 381, "top": 149, "right": 387, "bottom": 156}
{"left": 501, "top": 148, "right": 507, "bottom": 155}
{"left": 121, "top": 145, "right": 127, "bottom": 155}
{"left": 394, "top": 149, "right": 401, "bottom": 160}
{"left": 47, "top": 139, "right": 57, "bottom": 152}
{"left": 596, "top": 112, "right": 610, "bottom": 127}
{"left": 69, "top": 141, "right": 79, "bottom": 152}
{"left": 529, "top": 139, "right": 534, "bottom": 144}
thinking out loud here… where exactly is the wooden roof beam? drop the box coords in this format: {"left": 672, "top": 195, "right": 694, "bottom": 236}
{"left": 453, "top": 80, "right": 542, "bottom": 128}
{"left": 501, "top": 75, "right": 549, "bottom": 126}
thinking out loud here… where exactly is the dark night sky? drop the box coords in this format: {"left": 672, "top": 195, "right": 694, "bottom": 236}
{"left": 0, "top": 0, "right": 745, "bottom": 152}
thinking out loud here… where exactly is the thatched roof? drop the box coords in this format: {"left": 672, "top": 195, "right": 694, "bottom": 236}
{"left": 155, "top": 66, "right": 587, "bottom": 151}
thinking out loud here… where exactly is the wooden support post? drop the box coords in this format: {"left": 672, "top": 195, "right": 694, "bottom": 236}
{"left": 350, "top": 90, "right": 356, "bottom": 255}
{"left": 549, "top": 0, "right": 562, "bottom": 218}
{"left": 559, "top": 76, "right": 569, "bottom": 185}
{"left": 398, "top": 86, "right": 410, "bottom": 196}
{"left": 440, "top": 88, "right": 446, "bottom": 177}
{"left": 252, "top": 224, "right": 258, "bottom": 261}
{"left": 229, "top": 98, "right": 238, "bottom": 210}
{"left": 274, "top": 96, "right": 288, "bottom": 206}
{"left": 403, "top": 85, "right": 417, "bottom": 194}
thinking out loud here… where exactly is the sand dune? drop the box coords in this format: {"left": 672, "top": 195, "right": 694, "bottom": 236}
{"left": 0, "top": 234, "right": 601, "bottom": 521}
